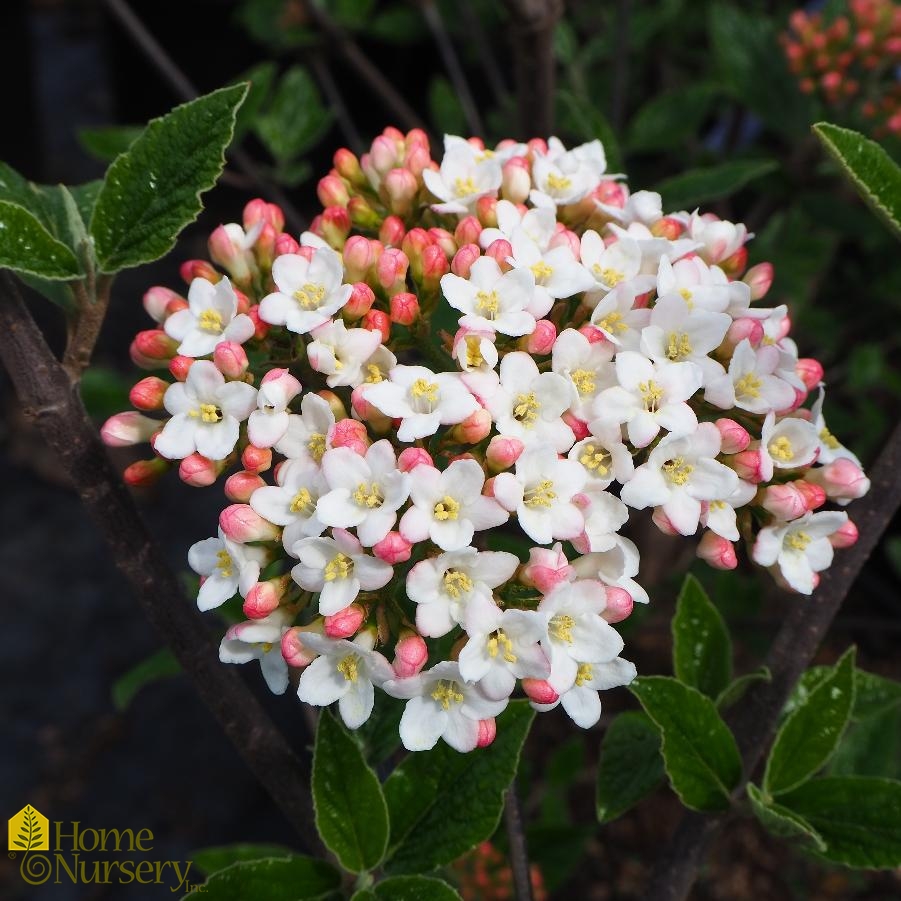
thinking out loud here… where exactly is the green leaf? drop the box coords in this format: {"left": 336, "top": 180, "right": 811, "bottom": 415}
{"left": 384, "top": 700, "right": 534, "bottom": 874}
{"left": 351, "top": 892, "right": 378, "bottom": 901}
{"left": 78, "top": 126, "right": 145, "bottom": 162}
{"left": 716, "top": 667, "right": 771, "bottom": 712}
{"left": 627, "top": 84, "right": 720, "bottom": 152}
{"left": 183, "top": 856, "right": 341, "bottom": 900}
{"left": 746, "top": 783, "right": 826, "bottom": 851}
{"left": 596, "top": 711, "right": 664, "bottom": 822}
{"left": 255, "top": 67, "right": 331, "bottom": 164}
{"left": 312, "top": 711, "right": 389, "bottom": 873}
{"left": 672, "top": 574, "right": 732, "bottom": 699}
{"left": 830, "top": 706, "right": 901, "bottom": 779}
{"left": 0, "top": 201, "right": 81, "bottom": 279}
{"left": 629, "top": 676, "right": 741, "bottom": 812}
{"left": 112, "top": 647, "right": 182, "bottom": 711}
{"left": 814, "top": 123, "right": 901, "bottom": 241}
{"left": 778, "top": 777, "right": 901, "bottom": 868}
{"left": 429, "top": 77, "right": 467, "bottom": 137}
{"left": 90, "top": 83, "right": 248, "bottom": 273}
{"left": 765, "top": 648, "right": 856, "bottom": 796}
{"left": 190, "top": 844, "right": 297, "bottom": 876}
{"left": 353, "top": 694, "right": 404, "bottom": 766}
{"left": 371, "top": 875, "right": 462, "bottom": 900}
{"left": 231, "top": 62, "right": 277, "bottom": 142}
{"left": 656, "top": 160, "right": 778, "bottom": 211}
{"left": 850, "top": 669, "right": 901, "bottom": 721}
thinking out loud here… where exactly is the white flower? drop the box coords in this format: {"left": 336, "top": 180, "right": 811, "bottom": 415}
{"left": 701, "top": 479, "right": 756, "bottom": 542}
{"left": 575, "top": 487, "right": 630, "bottom": 553}
{"left": 593, "top": 352, "right": 702, "bottom": 448}
{"left": 247, "top": 371, "right": 301, "bottom": 449}
{"left": 306, "top": 320, "right": 384, "bottom": 388}
{"left": 478, "top": 352, "right": 576, "bottom": 452}
{"left": 705, "top": 339, "right": 795, "bottom": 414}
{"left": 297, "top": 632, "right": 394, "bottom": 729}
{"left": 759, "top": 412, "right": 820, "bottom": 481}
{"left": 259, "top": 248, "right": 352, "bottom": 334}
{"left": 752, "top": 511, "right": 848, "bottom": 595}
{"left": 164, "top": 277, "right": 254, "bottom": 357}
{"left": 479, "top": 199, "right": 556, "bottom": 251}
{"left": 291, "top": 529, "right": 393, "bottom": 615}
{"left": 493, "top": 444, "right": 587, "bottom": 544}
{"left": 219, "top": 609, "right": 293, "bottom": 694}
{"left": 687, "top": 212, "right": 748, "bottom": 264}
{"left": 810, "top": 388, "right": 862, "bottom": 467}
{"left": 422, "top": 138, "right": 502, "bottom": 215}
{"left": 532, "top": 657, "right": 637, "bottom": 728}
{"left": 607, "top": 222, "right": 698, "bottom": 275}
{"left": 531, "top": 138, "right": 606, "bottom": 205}
{"left": 406, "top": 547, "right": 518, "bottom": 637}
{"left": 537, "top": 580, "right": 626, "bottom": 692}
{"left": 440, "top": 256, "right": 537, "bottom": 337}
{"left": 580, "top": 231, "right": 643, "bottom": 293}
{"left": 250, "top": 459, "right": 329, "bottom": 551}
{"left": 452, "top": 327, "right": 499, "bottom": 373}
{"left": 656, "top": 255, "right": 731, "bottom": 313}
{"left": 316, "top": 441, "right": 410, "bottom": 546}
{"left": 620, "top": 423, "right": 739, "bottom": 535}
{"left": 568, "top": 420, "right": 635, "bottom": 490}
{"left": 155, "top": 360, "right": 257, "bottom": 460}
{"left": 275, "top": 393, "right": 336, "bottom": 463}
{"left": 588, "top": 282, "right": 651, "bottom": 347}
{"left": 572, "top": 537, "right": 649, "bottom": 606}
{"left": 189, "top": 528, "right": 267, "bottom": 611}
{"left": 364, "top": 365, "right": 479, "bottom": 442}
{"left": 596, "top": 189, "right": 663, "bottom": 226}
{"left": 385, "top": 661, "right": 508, "bottom": 752}
{"left": 399, "top": 459, "right": 508, "bottom": 551}
{"left": 359, "top": 344, "right": 398, "bottom": 386}
{"left": 458, "top": 606, "right": 550, "bottom": 701}
{"left": 551, "top": 327, "right": 616, "bottom": 421}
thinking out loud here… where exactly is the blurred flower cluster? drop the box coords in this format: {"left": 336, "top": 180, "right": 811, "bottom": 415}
{"left": 102, "top": 125, "right": 868, "bottom": 752}
{"left": 452, "top": 841, "right": 547, "bottom": 900}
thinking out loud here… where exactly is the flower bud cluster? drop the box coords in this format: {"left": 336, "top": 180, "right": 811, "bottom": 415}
{"left": 102, "top": 128, "right": 867, "bottom": 751}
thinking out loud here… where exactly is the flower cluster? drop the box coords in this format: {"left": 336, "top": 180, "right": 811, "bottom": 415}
{"left": 782, "top": 0, "right": 901, "bottom": 137}
{"left": 102, "top": 126, "right": 867, "bottom": 752}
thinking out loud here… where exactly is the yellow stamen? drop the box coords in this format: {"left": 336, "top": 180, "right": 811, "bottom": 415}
{"left": 308, "top": 433, "right": 326, "bottom": 462}
{"left": 289, "top": 488, "right": 314, "bottom": 514}
{"left": 365, "top": 364, "right": 383, "bottom": 384}
{"left": 353, "top": 482, "right": 384, "bottom": 508}
{"left": 410, "top": 378, "right": 439, "bottom": 405}
{"left": 324, "top": 553, "right": 354, "bottom": 581}
{"left": 431, "top": 679, "right": 464, "bottom": 709}
{"left": 513, "top": 392, "right": 539, "bottom": 425}
{"left": 545, "top": 172, "right": 572, "bottom": 194}
{"left": 338, "top": 654, "right": 360, "bottom": 683}
{"left": 293, "top": 282, "right": 326, "bottom": 309}
{"left": 198, "top": 308, "right": 224, "bottom": 333}
{"left": 663, "top": 456, "right": 694, "bottom": 486}
{"left": 189, "top": 403, "right": 222, "bottom": 423}
{"left": 787, "top": 531, "right": 812, "bottom": 552}
{"left": 769, "top": 436, "right": 794, "bottom": 462}
{"left": 819, "top": 427, "right": 840, "bottom": 450}
{"left": 524, "top": 479, "right": 557, "bottom": 508}
{"left": 575, "top": 662, "right": 593, "bottom": 686}
{"left": 549, "top": 613, "right": 575, "bottom": 643}
{"left": 639, "top": 380, "right": 664, "bottom": 413}
{"left": 443, "top": 569, "right": 473, "bottom": 598}
{"left": 475, "top": 290, "right": 500, "bottom": 319}
{"left": 465, "top": 336, "right": 484, "bottom": 368}
{"left": 215, "top": 549, "right": 233, "bottom": 579}
{"left": 579, "top": 443, "right": 610, "bottom": 475}
{"left": 596, "top": 311, "right": 627, "bottom": 334}
{"left": 592, "top": 264, "right": 624, "bottom": 286}
{"left": 666, "top": 332, "right": 693, "bottom": 361}
{"left": 487, "top": 630, "right": 517, "bottom": 664}
{"left": 571, "top": 368, "right": 596, "bottom": 396}
{"left": 453, "top": 176, "right": 478, "bottom": 197}
{"left": 679, "top": 287, "right": 694, "bottom": 309}
{"left": 433, "top": 495, "right": 460, "bottom": 521}
{"left": 530, "top": 261, "right": 554, "bottom": 281}
{"left": 735, "top": 373, "right": 761, "bottom": 399}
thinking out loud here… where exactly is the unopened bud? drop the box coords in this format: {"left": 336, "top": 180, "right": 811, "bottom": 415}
{"left": 452, "top": 407, "right": 492, "bottom": 444}
{"left": 143, "top": 286, "right": 184, "bottom": 322}
{"left": 282, "top": 625, "right": 322, "bottom": 667}
{"left": 123, "top": 457, "right": 168, "bottom": 487}
{"left": 243, "top": 575, "right": 290, "bottom": 620}
{"left": 331, "top": 418, "right": 370, "bottom": 455}
{"left": 602, "top": 587, "right": 634, "bottom": 623}
{"left": 333, "top": 148, "right": 366, "bottom": 187}
{"left": 129, "top": 376, "right": 168, "bottom": 411}
{"left": 486, "top": 435, "right": 524, "bottom": 471}
{"left": 168, "top": 355, "right": 194, "bottom": 381}
{"left": 520, "top": 319, "right": 556, "bottom": 354}
{"left": 343, "top": 235, "right": 378, "bottom": 282}
{"left": 419, "top": 244, "right": 449, "bottom": 289}
{"left": 344, "top": 282, "right": 376, "bottom": 320}
{"left": 501, "top": 156, "right": 531, "bottom": 203}
{"left": 521, "top": 678, "right": 559, "bottom": 705}
{"left": 722, "top": 317, "right": 764, "bottom": 353}
{"left": 829, "top": 519, "right": 859, "bottom": 549}
{"left": 242, "top": 444, "right": 273, "bottom": 473}
{"left": 275, "top": 233, "right": 301, "bottom": 256}
{"left": 348, "top": 195, "right": 381, "bottom": 229}
{"left": 376, "top": 247, "right": 409, "bottom": 293}
{"left": 393, "top": 632, "right": 428, "bottom": 677}
{"left": 179, "top": 259, "right": 220, "bottom": 285}
{"left": 731, "top": 449, "right": 765, "bottom": 483}
{"left": 225, "top": 470, "right": 267, "bottom": 503}
{"left": 213, "top": 341, "right": 249, "bottom": 379}
{"left": 476, "top": 195, "right": 498, "bottom": 227}
{"left": 317, "top": 389, "right": 348, "bottom": 421}
{"left": 383, "top": 167, "right": 418, "bottom": 216}
{"left": 651, "top": 507, "right": 681, "bottom": 535}
{"left": 101, "top": 411, "right": 160, "bottom": 447}
{"left": 521, "top": 545, "right": 573, "bottom": 594}
{"left": 452, "top": 243, "right": 482, "bottom": 278}
{"left": 795, "top": 479, "right": 826, "bottom": 511}
{"left": 130, "top": 330, "right": 178, "bottom": 369}
{"left": 397, "top": 447, "right": 433, "bottom": 472}
{"left": 247, "top": 305, "right": 270, "bottom": 341}
{"left": 696, "top": 532, "right": 738, "bottom": 570}
{"left": 390, "top": 292, "right": 420, "bottom": 326}
{"left": 324, "top": 603, "right": 367, "bottom": 638}
{"left": 243, "top": 198, "right": 284, "bottom": 233}
{"left": 650, "top": 216, "right": 684, "bottom": 240}
{"left": 561, "top": 411, "right": 590, "bottom": 442}
{"left": 362, "top": 309, "right": 391, "bottom": 343}
{"left": 719, "top": 245, "right": 748, "bottom": 278}
{"left": 178, "top": 453, "right": 221, "bottom": 487}
{"left": 317, "top": 174, "right": 350, "bottom": 208}
{"left": 455, "top": 215, "right": 483, "bottom": 246}
{"left": 743, "top": 262, "right": 774, "bottom": 300}
{"left": 761, "top": 482, "right": 807, "bottom": 520}
{"left": 476, "top": 718, "right": 497, "bottom": 748}
{"left": 379, "top": 215, "right": 406, "bottom": 247}
{"left": 320, "top": 206, "right": 351, "bottom": 248}
{"left": 807, "top": 458, "right": 870, "bottom": 502}
{"left": 219, "top": 504, "right": 280, "bottom": 542}
{"left": 796, "top": 358, "right": 824, "bottom": 390}
{"left": 484, "top": 238, "right": 513, "bottom": 271}
{"left": 715, "top": 418, "right": 751, "bottom": 454}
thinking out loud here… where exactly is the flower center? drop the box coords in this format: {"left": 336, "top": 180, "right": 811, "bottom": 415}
{"left": 769, "top": 436, "right": 794, "bottom": 462}
{"left": 663, "top": 456, "right": 694, "bottom": 486}
{"left": 293, "top": 282, "right": 326, "bottom": 309}
{"left": 524, "top": 479, "right": 557, "bottom": 508}
{"left": 638, "top": 380, "right": 664, "bottom": 413}
{"left": 487, "top": 629, "right": 517, "bottom": 663}
{"left": 579, "top": 443, "right": 610, "bottom": 475}
{"left": 337, "top": 653, "right": 360, "bottom": 683}
{"left": 549, "top": 613, "right": 575, "bottom": 643}
{"left": 410, "top": 378, "right": 439, "bottom": 412}
{"left": 431, "top": 679, "right": 465, "bottom": 709}
{"left": 530, "top": 261, "right": 554, "bottom": 282}
{"left": 215, "top": 549, "right": 233, "bottom": 579}
{"left": 545, "top": 172, "right": 572, "bottom": 194}
{"left": 365, "top": 364, "right": 383, "bottom": 383}
{"left": 786, "top": 531, "right": 812, "bottom": 552}
{"left": 433, "top": 495, "right": 460, "bottom": 521}
{"left": 190, "top": 403, "right": 222, "bottom": 423}
{"left": 475, "top": 290, "right": 500, "bottom": 319}
{"left": 735, "top": 373, "right": 761, "bottom": 399}
{"left": 593, "top": 264, "right": 624, "bottom": 287}
{"left": 819, "top": 427, "right": 840, "bottom": 450}
{"left": 289, "top": 487, "right": 314, "bottom": 514}
{"left": 443, "top": 569, "right": 473, "bottom": 598}
{"left": 666, "top": 332, "right": 693, "bottom": 360}
{"left": 453, "top": 176, "right": 478, "bottom": 198}
{"left": 465, "top": 336, "right": 484, "bottom": 368}
{"left": 571, "top": 368, "right": 596, "bottom": 395}
{"left": 596, "top": 311, "right": 627, "bottom": 334}
{"left": 679, "top": 288, "right": 694, "bottom": 308}
{"left": 307, "top": 433, "right": 326, "bottom": 462}
{"left": 353, "top": 482, "right": 384, "bottom": 509}
{"left": 324, "top": 552, "right": 354, "bottom": 581}
{"left": 198, "top": 308, "right": 224, "bottom": 333}
{"left": 575, "top": 662, "right": 593, "bottom": 686}
{"left": 513, "top": 392, "right": 540, "bottom": 426}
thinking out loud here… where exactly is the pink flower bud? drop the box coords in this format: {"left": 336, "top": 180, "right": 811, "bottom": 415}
{"left": 130, "top": 330, "right": 178, "bottom": 369}
{"left": 527, "top": 137, "right": 548, "bottom": 155}
{"left": 275, "top": 233, "right": 301, "bottom": 256}
{"left": 123, "top": 457, "right": 167, "bottom": 487}
{"left": 501, "top": 156, "right": 531, "bottom": 203}
{"left": 561, "top": 411, "right": 590, "bottom": 442}
{"left": 219, "top": 504, "right": 280, "bottom": 542}
{"left": 253, "top": 223, "right": 277, "bottom": 268}
{"left": 732, "top": 449, "right": 765, "bottom": 483}
{"left": 452, "top": 407, "right": 492, "bottom": 444}
{"left": 477, "top": 718, "right": 497, "bottom": 748}
{"left": 243, "top": 198, "right": 284, "bottom": 233}
{"left": 334, "top": 148, "right": 365, "bottom": 186}
{"left": 715, "top": 418, "right": 751, "bottom": 454}
{"left": 393, "top": 632, "right": 428, "bottom": 677}
{"left": 334, "top": 284, "right": 372, "bottom": 323}
{"left": 362, "top": 309, "right": 391, "bottom": 343}
{"left": 696, "top": 532, "right": 738, "bottom": 570}
{"left": 390, "top": 291, "right": 420, "bottom": 326}
{"left": 379, "top": 215, "right": 406, "bottom": 247}
{"left": 282, "top": 626, "right": 320, "bottom": 667}
{"left": 225, "top": 469, "right": 266, "bottom": 503}
{"left": 596, "top": 179, "right": 627, "bottom": 208}
{"left": 101, "top": 411, "right": 159, "bottom": 447}
{"left": 404, "top": 144, "right": 430, "bottom": 178}
{"left": 651, "top": 507, "right": 681, "bottom": 535}
{"left": 796, "top": 358, "right": 824, "bottom": 390}
{"left": 242, "top": 444, "right": 272, "bottom": 473}
{"left": 397, "top": 447, "right": 433, "bottom": 472}
{"left": 719, "top": 245, "right": 748, "bottom": 278}
{"left": 650, "top": 217, "right": 684, "bottom": 240}
{"left": 168, "top": 355, "right": 193, "bottom": 382}
{"left": 476, "top": 195, "right": 498, "bottom": 227}
{"left": 521, "top": 678, "right": 559, "bottom": 705}
{"left": 455, "top": 215, "right": 483, "bottom": 246}
{"left": 549, "top": 227, "right": 581, "bottom": 258}
{"left": 372, "top": 531, "right": 413, "bottom": 565}
{"left": 343, "top": 235, "right": 377, "bottom": 282}
{"left": 317, "top": 174, "right": 350, "bottom": 208}
{"left": 143, "top": 286, "right": 184, "bottom": 322}
{"left": 420, "top": 244, "right": 449, "bottom": 288}
{"left": 370, "top": 134, "right": 400, "bottom": 174}
{"left": 317, "top": 389, "right": 348, "bottom": 422}
{"left": 324, "top": 603, "right": 367, "bottom": 638}
{"left": 320, "top": 206, "right": 351, "bottom": 248}
{"left": 247, "top": 305, "right": 271, "bottom": 341}
{"left": 178, "top": 453, "right": 220, "bottom": 487}
{"left": 331, "top": 417, "right": 370, "bottom": 455}
{"left": 208, "top": 224, "right": 253, "bottom": 284}
{"left": 602, "top": 587, "right": 634, "bottom": 623}
{"left": 722, "top": 317, "right": 764, "bottom": 353}
{"left": 484, "top": 238, "right": 513, "bottom": 271}
{"left": 376, "top": 247, "right": 409, "bottom": 292}
{"left": 761, "top": 483, "right": 807, "bottom": 520}
{"left": 520, "top": 319, "right": 557, "bottom": 354}
{"left": 486, "top": 435, "right": 524, "bottom": 472}
{"left": 829, "top": 519, "right": 859, "bottom": 549}
{"left": 213, "top": 341, "right": 249, "bottom": 379}
{"left": 179, "top": 260, "right": 220, "bottom": 285}
{"left": 796, "top": 479, "right": 826, "bottom": 511}
{"left": 452, "top": 243, "right": 482, "bottom": 278}
{"left": 384, "top": 167, "right": 418, "bottom": 216}
{"left": 808, "top": 458, "right": 870, "bottom": 501}
{"left": 428, "top": 228, "right": 456, "bottom": 259}
{"left": 129, "top": 376, "right": 168, "bottom": 411}
{"left": 521, "top": 545, "right": 573, "bottom": 594}
{"left": 743, "top": 262, "right": 774, "bottom": 300}
{"left": 243, "top": 576, "right": 289, "bottom": 619}
{"left": 578, "top": 323, "right": 609, "bottom": 345}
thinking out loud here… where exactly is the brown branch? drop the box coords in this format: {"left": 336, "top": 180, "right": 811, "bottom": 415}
{"left": 459, "top": 0, "right": 510, "bottom": 107}
{"left": 62, "top": 274, "right": 114, "bottom": 382}
{"left": 502, "top": 0, "right": 564, "bottom": 139}
{"left": 504, "top": 781, "right": 534, "bottom": 901}
{"left": 309, "top": 52, "right": 364, "bottom": 155}
{"left": 0, "top": 272, "right": 324, "bottom": 855}
{"left": 645, "top": 419, "right": 901, "bottom": 901}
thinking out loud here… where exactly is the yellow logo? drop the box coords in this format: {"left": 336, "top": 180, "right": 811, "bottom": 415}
{"left": 9, "top": 805, "right": 49, "bottom": 852}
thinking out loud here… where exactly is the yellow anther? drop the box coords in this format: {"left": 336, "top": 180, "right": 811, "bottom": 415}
{"left": 465, "top": 336, "right": 484, "bottom": 368}
{"left": 530, "top": 261, "right": 554, "bottom": 281}
{"left": 524, "top": 479, "right": 557, "bottom": 508}
{"left": 513, "top": 392, "right": 540, "bottom": 425}
{"left": 663, "top": 456, "right": 694, "bottom": 486}
{"left": 365, "top": 364, "right": 383, "bottom": 384}
{"left": 549, "top": 613, "right": 575, "bottom": 644}
{"left": 575, "top": 662, "right": 593, "bottom": 686}
{"left": 592, "top": 264, "right": 624, "bottom": 287}
{"left": 453, "top": 176, "right": 478, "bottom": 197}
{"left": 475, "top": 290, "right": 500, "bottom": 318}
{"left": 579, "top": 443, "right": 610, "bottom": 475}
{"left": 786, "top": 531, "right": 812, "bottom": 552}
{"left": 545, "top": 172, "right": 572, "bottom": 193}
{"left": 819, "top": 427, "right": 840, "bottom": 450}
{"left": 571, "top": 368, "right": 596, "bottom": 396}
{"left": 666, "top": 332, "right": 693, "bottom": 361}
{"left": 324, "top": 553, "right": 354, "bottom": 582}
{"left": 198, "top": 308, "right": 224, "bottom": 333}
{"left": 410, "top": 378, "right": 439, "bottom": 404}
{"left": 433, "top": 495, "right": 460, "bottom": 521}
{"left": 735, "top": 373, "right": 762, "bottom": 399}
{"left": 308, "top": 433, "right": 327, "bottom": 462}
{"left": 215, "top": 549, "right": 233, "bottom": 579}
{"left": 293, "top": 282, "right": 326, "bottom": 309}
{"left": 638, "top": 380, "right": 664, "bottom": 413}
{"left": 289, "top": 488, "right": 314, "bottom": 514}
{"left": 260, "top": 642, "right": 274, "bottom": 654}
{"left": 191, "top": 403, "right": 222, "bottom": 423}
{"left": 596, "top": 311, "right": 627, "bottom": 334}
{"left": 443, "top": 569, "right": 473, "bottom": 598}
{"left": 487, "top": 630, "right": 517, "bottom": 664}
{"left": 431, "top": 679, "right": 465, "bottom": 709}
{"left": 709, "top": 500, "right": 726, "bottom": 510}
{"left": 679, "top": 288, "right": 694, "bottom": 308}
{"left": 337, "top": 654, "right": 360, "bottom": 683}
{"left": 353, "top": 482, "right": 384, "bottom": 508}
{"left": 768, "top": 436, "right": 794, "bottom": 462}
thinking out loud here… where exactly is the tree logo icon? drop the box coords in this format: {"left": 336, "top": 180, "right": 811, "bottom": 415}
{"left": 8, "top": 805, "right": 49, "bottom": 852}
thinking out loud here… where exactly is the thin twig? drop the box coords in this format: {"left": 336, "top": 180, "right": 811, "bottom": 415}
{"left": 504, "top": 781, "right": 534, "bottom": 901}
{"left": 644, "top": 420, "right": 901, "bottom": 901}
{"left": 0, "top": 272, "right": 324, "bottom": 855}
{"left": 459, "top": 0, "right": 510, "bottom": 106}
{"left": 502, "top": 0, "right": 564, "bottom": 139}
{"left": 419, "top": 0, "right": 486, "bottom": 137}
{"left": 309, "top": 51, "right": 364, "bottom": 155}
{"left": 62, "top": 274, "right": 114, "bottom": 382}
{"left": 103, "top": 0, "right": 307, "bottom": 235}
